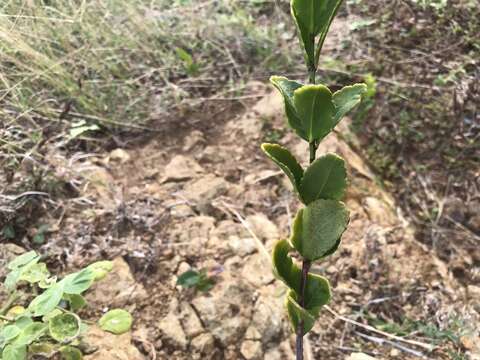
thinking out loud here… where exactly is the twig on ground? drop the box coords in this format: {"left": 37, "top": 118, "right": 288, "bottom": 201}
{"left": 355, "top": 331, "right": 428, "bottom": 358}
{"left": 335, "top": 346, "right": 379, "bottom": 357}
{"left": 220, "top": 201, "right": 271, "bottom": 262}
{"left": 324, "top": 305, "right": 435, "bottom": 351}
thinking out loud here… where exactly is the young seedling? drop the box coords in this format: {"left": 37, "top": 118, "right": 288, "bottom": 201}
{"left": 0, "top": 251, "right": 133, "bottom": 360}
{"left": 262, "top": 1, "right": 367, "bottom": 359}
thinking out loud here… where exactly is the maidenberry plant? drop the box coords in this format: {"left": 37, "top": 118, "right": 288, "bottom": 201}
{"left": 261, "top": 1, "right": 366, "bottom": 359}
{"left": 0, "top": 251, "right": 133, "bottom": 360}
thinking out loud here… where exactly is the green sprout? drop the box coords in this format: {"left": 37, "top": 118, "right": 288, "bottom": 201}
{"left": 0, "top": 251, "right": 132, "bottom": 360}
{"left": 262, "top": 1, "right": 367, "bottom": 358}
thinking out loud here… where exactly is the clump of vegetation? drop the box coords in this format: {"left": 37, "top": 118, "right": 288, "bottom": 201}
{"left": 0, "top": 251, "right": 132, "bottom": 359}
{"left": 346, "top": 0, "right": 479, "bottom": 271}
{"left": 261, "top": 0, "right": 366, "bottom": 358}
{"left": 176, "top": 268, "right": 215, "bottom": 293}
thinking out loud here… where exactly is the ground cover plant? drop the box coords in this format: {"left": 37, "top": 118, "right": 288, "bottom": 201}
{"left": 0, "top": 251, "right": 132, "bottom": 359}
{"left": 261, "top": 0, "right": 366, "bottom": 358}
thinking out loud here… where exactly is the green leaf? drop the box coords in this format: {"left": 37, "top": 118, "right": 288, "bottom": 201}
{"left": 303, "top": 273, "right": 331, "bottom": 310}
{"left": 28, "top": 343, "right": 56, "bottom": 357}
{"left": 291, "top": 0, "right": 344, "bottom": 65}
{"left": 49, "top": 313, "right": 81, "bottom": 343}
{"left": 32, "top": 224, "right": 49, "bottom": 245}
{"left": 18, "top": 262, "right": 50, "bottom": 284}
{"left": 5, "top": 306, "right": 26, "bottom": 319}
{"left": 272, "top": 240, "right": 302, "bottom": 292}
{"left": 28, "top": 282, "right": 64, "bottom": 317}
{"left": 7, "top": 251, "right": 38, "bottom": 270}
{"left": 5, "top": 251, "right": 41, "bottom": 290}
{"left": 290, "top": 199, "right": 349, "bottom": 261}
{"left": 42, "top": 309, "right": 63, "bottom": 323}
{"left": 285, "top": 291, "right": 317, "bottom": 334}
{"left": 176, "top": 269, "right": 214, "bottom": 292}
{"left": 4, "top": 269, "right": 21, "bottom": 292}
{"left": 176, "top": 270, "right": 201, "bottom": 288}
{"left": 0, "top": 324, "right": 21, "bottom": 344}
{"left": 270, "top": 76, "right": 306, "bottom": 139}
{"left": 293, "top": 85, "right": 336, "bottom": 142}
{"left": 261, "top": 143, "right": 303, "bottom": 196}
{"left": 14, "top": 316, "right": 33, "bottom": 330}
{"left": 86, "top": 261, "right": 113, "bottom": 281}
{"left": 61, "top": 269, "right": 95, "bottom": 295}
{"left": 2, "top": 225, "right": 16, "bottom": 240}
{"left": 38, "top": 276, "right": 57, "bottom": 289}
{"left": 2, "top": 344, "right": 26, "bottom": 360}
{"left": 65, "top": 294, "right": 87, "bottom": 311}
{"left": 99, "top": 309, "right": 133, "bottom": 335}
{"left": 13, "top": 322, "right": 47, "bottom": 346}
{"left": 300, "top": 153, "right": 347, "bottom": 204}
{"left": 272, "top": 240, "right": 331, "bottom": 309}
{"left": 60, "top": 345, "right": 83, "bottom": 360}
{"left": 332, "top": 83, "right": 367, "bottom": 123}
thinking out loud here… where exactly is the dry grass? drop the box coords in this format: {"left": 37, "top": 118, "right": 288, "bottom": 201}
{"left": 0, "top": 0, "right": 301, "bottom": 231}
{"left": 0, "top": 0, "right": 294, "bottom": 131}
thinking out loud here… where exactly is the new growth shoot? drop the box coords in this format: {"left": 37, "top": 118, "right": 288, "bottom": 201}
{"left": 261, "top": 1, "right": 367, "bottom": 359}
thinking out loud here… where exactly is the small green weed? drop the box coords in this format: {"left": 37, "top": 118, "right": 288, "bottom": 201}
{"left": 176, "top": 269, "right": 215, "bottom": 293}
{"left": 0, "top": 251, "right": 132, "bottom": 359}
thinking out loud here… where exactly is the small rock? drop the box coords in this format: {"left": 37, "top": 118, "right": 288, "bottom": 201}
{"left": 246, "top": 213, "right": 279, "bottom": 245}
{"left": 346, "top": 353, "right": 377, "bottom": 360}
{"left": 390, "top": 348, "right": 401, "bottom": 357}
{"left": 468, "top": 285, "right": 480, "bottom": 298}
{"left": 467, "top": 215, "right": 480, "bottom": 233}
{"left": 264, "top": 347, "right": 283, "bottom": 360}
{"left": 244, "top": 326, "right": 261, "bottom": 341}
{"left": 162, "top": 155, "right": 204, "bottom": 182}
{"left": 86, "top": 257, "right": 146, "bottom": 307}
{"left": 461, "top": 335, "right": 480, "bottom": 352}
{"left": 167, "top": 202, "right": 195, "bottom": 218}
{"left": 242, "top": 253, "right": 274, "bottom": 287}
{"left": 363, "top": 197, "right": 395, "bottom": 225}
{"left": 191, "top": 333, "right": 215, "bottom": 354}
{"left": 228, "top": 236, "right": 257, "bottom": 257}
{"left": 176, "top": 262, "right": 191, "bottom": 276}
{"left": 226, "top": 113, "right": 263, "bottom": 139}
{"left": 244, "top": 170, "right": 279, "bottom": 185}
{"left": 179, "top": 302, "right": 204, "bottom": 338}
{"left": 158, "top": 311, "right": 188, "bottom": 350}
{"left": 251, "top": 297, "right": 284, "bottom": 344}
{"left": 183, "top": 130, "right": 205, "bottom": 152}
{"left": 191, "top": 281, "right": 251, "bottom": 346}
{"left": 84, "top": 326, "right": 144, "bottom": 360}
{"left": 182, "top": 175, "right": 228, "bottom": 214}
{"left": 198, "top": 145, "right": 227, "bottom": 164}
{"left": 444, "top": 196, "right": 466, "bottom": 223}
{"left": 83, "top": 166, "right": 117, "bottom": 210}
{"left": 240, "top": 340, "right": 262, "bottom": 360}
{"left": 169, "top": 216, "right": 216, "bottom": 256}
{"left": 109, "top": 148, "right": 131, "bottom": 164}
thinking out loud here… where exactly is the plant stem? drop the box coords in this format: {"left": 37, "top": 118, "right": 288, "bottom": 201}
{"left": 0, "top": 292, "right": 19, "bottom": 316}
{"left": 309, "top": 66, "right": 316, "bottom": 85}
{"left": 0, "top": 315, "right": 14, "bottom": 322}
{"left": 296, "top": 259, "right": 312, "bottom": 360}
{"left": 296, "top": 54, "right": 317, "bottom": 360}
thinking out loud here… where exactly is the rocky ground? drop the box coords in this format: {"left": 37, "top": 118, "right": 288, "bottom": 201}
{"left": 1, "top": 6, "right": 479, "bottom": 360}
{"left": 2, "top": 87, "right": 478, "bottom": 359}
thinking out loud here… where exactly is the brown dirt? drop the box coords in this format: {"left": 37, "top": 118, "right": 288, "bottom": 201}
{"left": 4, "top": 85, "right": 474, "bottom": 359}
